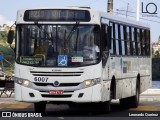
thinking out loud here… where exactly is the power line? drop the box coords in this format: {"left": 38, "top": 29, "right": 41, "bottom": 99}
{"left": 85, "top": 0, "right": 99, "bottom": 6}
{"left": 118, "top": 0, "right": 137, "bottom": 9}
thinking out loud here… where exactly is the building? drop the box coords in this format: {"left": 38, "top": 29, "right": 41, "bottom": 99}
{"left": 152, "top": 36, "right": 160, "bottom": 54}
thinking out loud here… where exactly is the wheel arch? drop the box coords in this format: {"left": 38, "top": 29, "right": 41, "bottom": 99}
{"left": 110, "top": 75, "right": 116, "bottom": 99}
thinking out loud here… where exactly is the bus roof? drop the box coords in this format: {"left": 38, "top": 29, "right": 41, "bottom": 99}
{"left": 17, "top": 6, "right": 150, "bottom": 29}
{"left": 100, "top": 11, "right": 150, "bottom": 29}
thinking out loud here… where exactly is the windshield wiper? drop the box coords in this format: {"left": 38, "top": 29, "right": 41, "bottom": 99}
{"left": 36, "top": 24, "right": 51, "bottom": 40}
{"left": 63, "top": 21, "right": 79, "bottom": 53}
{"left": 65, "top": 21, "right": 79, "bottom": 42}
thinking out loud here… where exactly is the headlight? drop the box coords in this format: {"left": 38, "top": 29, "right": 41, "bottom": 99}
{"left": 85, "top": 80, "right": 91, "bottom": 86}
{"left": 23, "top": 80, "right": 30, "bottom": 87}
{"left": 15, "top": 77, "right": 30, "bottom": 87}
{"left": 84, "top": 78, "right": 101, "bottom": 87}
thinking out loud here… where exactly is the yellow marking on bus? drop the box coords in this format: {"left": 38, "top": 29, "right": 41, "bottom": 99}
{"left": 130, "top": 106, "right": 157, "bottom": 111}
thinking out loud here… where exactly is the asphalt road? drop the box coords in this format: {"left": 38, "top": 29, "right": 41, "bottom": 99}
{"left": 0, "top": 97, "right": 160, "bottom": 117}
{"left": 0, "top": 89, "right": 160, "bottom": 118}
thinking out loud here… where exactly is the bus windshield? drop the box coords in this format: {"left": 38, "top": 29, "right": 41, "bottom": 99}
{"left": 16, "top": 24, "right": 101, "bottom": 67}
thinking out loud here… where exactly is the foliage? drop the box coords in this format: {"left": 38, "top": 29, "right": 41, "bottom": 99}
{"left": 0, "top": 30, "right": 15, "bottom": 75}
{"left": 0, "top": 31, "right": 7, "bottom": 41}
{"left": 0, "top": 44, "right": 15, "bottom": 74}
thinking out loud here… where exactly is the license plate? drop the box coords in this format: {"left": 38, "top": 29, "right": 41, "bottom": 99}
{"left": 49, "top": 90, "right": 64, "bottom": 95}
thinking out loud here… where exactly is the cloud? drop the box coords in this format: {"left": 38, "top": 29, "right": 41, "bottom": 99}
{"left": 0, "top": 15, "right": 14, "bottom": 26}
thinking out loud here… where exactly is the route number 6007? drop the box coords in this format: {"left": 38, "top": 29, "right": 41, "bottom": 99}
{"left": 34, "top": 77, "right": 48, "bottom": 82}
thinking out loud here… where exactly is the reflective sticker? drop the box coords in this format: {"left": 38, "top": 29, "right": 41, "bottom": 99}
{"left": 112, "top": 62, "right": 115, "bottom": 69}
{"left": 71, "top": 57, "right": 83, "bottom": 62}
{"left": 58, "top": 55, "right": 68, "bottom": 66}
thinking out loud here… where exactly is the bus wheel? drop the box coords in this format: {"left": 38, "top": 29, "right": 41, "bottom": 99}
{"left": 129, "top": 84, "right": 140, "bottom": 108}
{"left": 120, "top": 85, "right": 140, "bottom": 108}
{"left": 119, "top": 97, "right": 129, "bottom": 108}
{"left": 34, "top": 101, "right": 46, "bottom": 114}
{"left": 99, "top": 101, "right": 111, "bottom": 113}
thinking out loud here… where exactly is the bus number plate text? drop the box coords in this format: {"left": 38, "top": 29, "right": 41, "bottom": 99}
{"left": 34, "top": 77, "right": 48, "bottom": 82}
{"left": 49, "top": 90, "right": 64, "bottom": 95}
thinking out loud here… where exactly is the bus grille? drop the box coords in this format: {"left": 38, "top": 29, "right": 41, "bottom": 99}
{"left": 30, "top": 71, "right": 83, "bottom": 77}
{"left": 34, "top": 82, "right": 80, "bottom": 87}
{"left": 40, "top": 91, "right": 74, "bottom": 93}
{"left": 41, "top": 94, "right": 72, "bottom": 98}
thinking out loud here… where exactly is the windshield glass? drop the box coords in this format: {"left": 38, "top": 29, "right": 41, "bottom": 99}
{"left": 16, "top": 24, "right": 100, "bottom": 67}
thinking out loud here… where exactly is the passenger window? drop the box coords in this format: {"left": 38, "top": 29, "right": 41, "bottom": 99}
{"left": 123, "top": 26, "right": 128, "bottom": 55}
{"left": 137, "top": 29, "right": 141, "bottom": 55}
{"left": 118, "top": 24, "right": 122, "bottom": 55}
{"left": 146, "top": 30, "right": 150, "bottom": 56}
{"left": 121, "top": 25, "right": 125, "bottom": 55}
{"left": 112, "top": 23, "right": 116, "bottom": 55}
{"left": 115, "top": 24, "right": 119, "bottom": 55}
{"left": 109, "top": 22, "right": 114, "bottom": 54}
{"left": 132, "top": 28, "right": 136, "bottom": 55}
{"left": 141, "top": 29, "right": 145, "bottom": 55}
{"left": 126, "top": 26, "right": 130, "bottom": 55}
{"left": 134, "top": 28, "right": 138, "bottom": 55}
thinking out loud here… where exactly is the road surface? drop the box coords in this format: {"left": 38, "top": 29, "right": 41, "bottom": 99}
{"left": 0, "top": 89, "right": 160, "bottom": 118}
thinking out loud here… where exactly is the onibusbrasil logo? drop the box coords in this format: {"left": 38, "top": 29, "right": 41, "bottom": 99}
{"left": 1, "top": 112, "right": 42, "bottom": 117}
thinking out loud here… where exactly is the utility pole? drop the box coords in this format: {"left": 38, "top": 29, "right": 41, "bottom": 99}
{"left": 136, "top": 0, "right": 140, "bottom": 21}
{"left": 107, "top": 0, "right": 113, "bottom": 13}
{"left": 126, "top": 3, "right": 129, "bottom": 18}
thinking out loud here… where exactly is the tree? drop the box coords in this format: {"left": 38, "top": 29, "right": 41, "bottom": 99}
{"left": 0, "top": 31, "right": 7, "bottom": 41}
{"left": 155, "top": 50, "right": 160, "bottom": 58}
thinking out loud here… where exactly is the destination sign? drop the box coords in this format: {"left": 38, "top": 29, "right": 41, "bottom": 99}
{"left": 24, "top": 9, "right": 90, "bottom": 22}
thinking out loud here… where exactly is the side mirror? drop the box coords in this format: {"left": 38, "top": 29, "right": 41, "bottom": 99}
{"left": 102, "top": 51, "right": 109, "bottom": 67}
{"left": 7, "top": 30, "right": 14, "bottom": 44}
{"left": 107, "top": 26, "right": 112, "bottom": 49}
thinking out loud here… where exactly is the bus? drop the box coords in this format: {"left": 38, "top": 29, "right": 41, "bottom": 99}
{"left": 7, "top": 7, "right": 151, "bottom": 113}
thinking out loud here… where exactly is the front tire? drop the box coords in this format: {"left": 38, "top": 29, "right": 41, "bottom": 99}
{"left": 102, "top": 101, "right": 111, "bottom": 113}
{"left": 34, "top": 101, "right": 47, "bottom": 114}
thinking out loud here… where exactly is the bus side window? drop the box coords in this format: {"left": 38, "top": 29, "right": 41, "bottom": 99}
{"left": 134, "top": 28, "right": 138, "bottom": 56}
{"left": 115, "top": 24, "right": 119, "bottom": 55}
{"left": 126, "top": 26, "right": 130, "bottom": 55}
{"left": 132, "top": 27, "right": 136, "bottom": 55}
{"left": 129, "top": 26, "right": 133, "bottom": 55}
{"left": 120, "top": 25, "right": 125, "bottom": 55}
{"left": 123, "top": 25, "right": 128, "bottom": 56}
{"left": 137, "top": 29, "right": 141, "bottom": 55}
{"left": 112, "top": 23, "right": 116, "bottom": 55}
{"left": 146, "top": 30, "right": 150, "bottom": 56}
{"left": 101, "top": 24, "right": 108, "bottom": 51}
{"left": 144, "top": 30, "right": 147, "bottom": 56}
{"left": 140, "top": 29, "right": 145, "bottom": 56}
{"left": 118, "top": 24, "right": 122, "bottom": 55}
{"left": 109, "top": 22, "right": 114, "bottom": 54}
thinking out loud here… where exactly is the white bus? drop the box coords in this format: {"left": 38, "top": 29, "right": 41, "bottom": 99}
{"left": 8, "top": 7, "right": 151, "bottom": 113}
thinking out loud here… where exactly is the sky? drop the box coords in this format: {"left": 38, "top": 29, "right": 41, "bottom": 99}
{"left": 0, "top": 0, "right": 159, "bottom": 41}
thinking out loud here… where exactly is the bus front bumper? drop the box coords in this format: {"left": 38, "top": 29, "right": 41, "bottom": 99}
{"left": 15, "top": 83, "right": 102, "bottom": 103}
